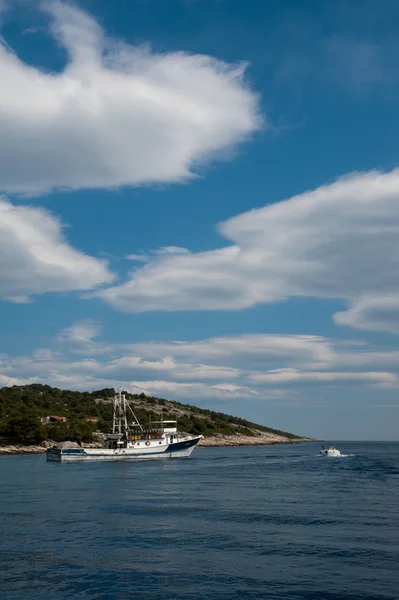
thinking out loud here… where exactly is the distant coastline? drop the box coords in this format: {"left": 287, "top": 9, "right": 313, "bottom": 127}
{"left": 0, "top": 445, "right": 46, "bottom": 455}
{"left": 0, "top": 434, "right": 317, "bottom": 455}
{"left": 199, "top": 433, "right": 316, "bottom": 447}
{"left": 1, "top": 384, "right": 314, "bottom": 453}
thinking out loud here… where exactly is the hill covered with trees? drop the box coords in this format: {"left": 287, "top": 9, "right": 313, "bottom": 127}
{"left": 0, "top": 384, "right": 303, "bottom": 445}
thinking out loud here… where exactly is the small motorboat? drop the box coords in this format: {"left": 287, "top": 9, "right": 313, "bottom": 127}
{"left": 320, "top": 445, "right": 341, "bottom": 457}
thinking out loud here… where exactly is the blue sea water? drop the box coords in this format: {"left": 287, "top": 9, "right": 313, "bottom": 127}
{"left": 0, "top": 442, "right": 398, "bottom": 600}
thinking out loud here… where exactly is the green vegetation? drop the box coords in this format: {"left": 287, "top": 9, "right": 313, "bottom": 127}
{"left": 0, "top": 384, "right": 301, "bottom": 445}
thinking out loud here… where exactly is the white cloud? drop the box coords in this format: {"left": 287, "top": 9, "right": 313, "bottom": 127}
{"left": 0, "top": 196, "right": 114, "bottom": 301}
{"left": 2, "top": 324, "right": 398, "bottom": 405}
{"left": 132, "top": 334, "right": 399, "bottom": 373}
{"left": 5, "top": 295, "right": 32, "bottom": 304}
{"left": 103, "top": 355, "right": 177, "bottom": 374}
{"left": 126, "top": 254, "right": 150, "bottom": 263}
{"left": 154, "top": 246, "right": 190, "bottom": 255}
{"left": 250, "top": 368, "right": 397, "bottom": 386}
{"left": 0, "top": 374, "right": 39, "bottom": 386}
{"left": 127, "top": 380, "right": 256, "bottom": 400}
{"left": 125, "top": 247, "right": 189, "bottom": 263}
{"left": 132, "top": 334, "right": 336, "bottom": 369}
{"left": 0, "top": 1, "right": 261, "bottom": 196}
{"left": 94, "top": 170, "right": 399, "bottom": 333}
{"left": 59, "top": 319, "right": 102, "bottom": 343}
{"left": 334, "top": 294, "right": 399, "bottom": 333}
{"left": 57, "top": 319, "right": 117, "bottom": 355}
{"left": 37, "top": 351, "right": 242, "bottom": 382}
{"left": 33, "top": 348, "right": 56, "bottom": 361}
{"left": 97, "top": 356, "right": 240, "bottom": 381}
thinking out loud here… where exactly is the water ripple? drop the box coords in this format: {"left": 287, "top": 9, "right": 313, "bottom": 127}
{"left": 0, "top": 442, "right": 398, "bottom": 600}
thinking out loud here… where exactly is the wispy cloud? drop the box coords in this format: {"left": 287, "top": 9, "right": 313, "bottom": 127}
{"left": 250, "top": 369, "right": 397, "bottom": 387}
{"left": 2, "top": 323, "right": 398, "bottom": 403}
{"left": 334, "top": 294, "right": 399, "bottom": 334}
{"left": 126, "top": 247, "right": 189, "bottom": 263}
{"left": 269, "top": 3, "right": 399, "bottom": 96}
{"left": 58, "top": 319, "right": 102, "bottom": 344}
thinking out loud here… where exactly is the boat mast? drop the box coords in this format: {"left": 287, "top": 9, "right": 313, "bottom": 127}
{"left": 112, "top": 386, "right": 143, "bottom": 435}
{"left": 112, "top": 387, "right": 129, "bottom": 435}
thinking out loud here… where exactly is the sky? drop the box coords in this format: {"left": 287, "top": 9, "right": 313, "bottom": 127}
{"left": 1, "top": 0, "right": 399, "bottom": 440}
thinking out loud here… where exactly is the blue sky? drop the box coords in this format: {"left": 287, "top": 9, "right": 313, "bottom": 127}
{"left": 1, "top": 0, "right": 399, "bottom": 440}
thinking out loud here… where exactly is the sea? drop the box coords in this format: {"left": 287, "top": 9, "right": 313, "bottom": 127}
{"left": 0, "top": 442, "right": 398, "bottom": 600}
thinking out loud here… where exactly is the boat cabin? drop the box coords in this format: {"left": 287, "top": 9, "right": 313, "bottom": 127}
{"left": 102, "top": 419, "right": 179, "bottom": 449}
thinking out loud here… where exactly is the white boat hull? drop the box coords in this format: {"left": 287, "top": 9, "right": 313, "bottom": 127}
{"left": 327, "top": 449, "right": 341, "bottom": 457}
{"left": 46, "top": 436, "right": 202, "bottom": 462}
{"left": 320, "top": 448, "right": 341, "bottom": 457}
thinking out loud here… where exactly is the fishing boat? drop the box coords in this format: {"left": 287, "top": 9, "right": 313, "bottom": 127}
{"left": 320, "top": 444, "right": 341, "bottom": 457}
{"left": 46, "top": 388, "right": 203, "bottom": 462}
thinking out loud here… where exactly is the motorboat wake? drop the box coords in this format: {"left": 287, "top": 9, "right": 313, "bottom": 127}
{"left": 319, "top": 445, "right": 341, "bottom": 457}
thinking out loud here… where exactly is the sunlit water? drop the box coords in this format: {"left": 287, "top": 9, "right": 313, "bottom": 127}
{"left": 1, "top": 442, "right": 398, "bottom": 599}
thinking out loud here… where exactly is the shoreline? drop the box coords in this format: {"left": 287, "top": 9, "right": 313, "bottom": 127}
{"left": 198, "top": 434, "right": 315, "bottom": 447}
{"left": 0, "top": 435, "right": 316, "bottom": 455}
{"left": 0, "top": 445, "right": 46, "bottom": 455}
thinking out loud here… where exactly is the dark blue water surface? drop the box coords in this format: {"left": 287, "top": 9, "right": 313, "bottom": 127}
{"left": 1, "top": 442, "right": 398, "bottom": 600}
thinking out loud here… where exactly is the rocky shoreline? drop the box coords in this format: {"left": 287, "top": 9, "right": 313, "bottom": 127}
{"left": 0, "top": 440, "right": 106, "bottom": 455}
{"left": 0, "top": 444, "right": 47, "bottom": 455}
{"left": 0, "top": 434, "right": 314, "bottom": 455}
{"left": 198, "top": 433, "right": 313, "bottom": 447}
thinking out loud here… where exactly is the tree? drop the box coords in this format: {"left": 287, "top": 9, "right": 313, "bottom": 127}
{"left": 46, "top": 422, "right": 69, "bottom": 442}
{"left": 6, "top": 415, "right": 45, "bottom": 444}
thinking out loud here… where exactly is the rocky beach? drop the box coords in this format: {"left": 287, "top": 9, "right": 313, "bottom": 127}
{"left": 198, "top": 433, "right": 313, "bottom": 447}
